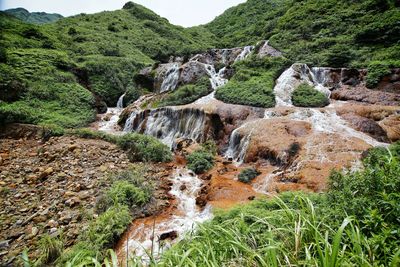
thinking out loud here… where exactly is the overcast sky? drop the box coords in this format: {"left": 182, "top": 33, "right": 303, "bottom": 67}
{"left": 0, "top": 0, "right": 247, "bottom": 27}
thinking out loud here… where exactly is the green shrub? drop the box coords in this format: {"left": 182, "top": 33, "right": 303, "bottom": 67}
{"left": 117, "top": 133, "right": 173, "bottom": 163}
{"left": 292, "top": 83, "right": 329, "bottom": 107}
{"left": 366, "top": 62, "right": 392, "bottom": 88}
{"left": 238, "top": 168, "right": 260, "bottom": 183}
{"left": 187, "top": 145, "right": 216, "bottom": 175}
{"left": 107, "top": 180, "right": 150, "bottom": 207}
{"left": 216, "top": 57, "right": 288, "bottom": 108}
{"left": 68, "top": 129, "right": 172, "bottom": 162}
{"left": 160, "top": 77, "right": 212, "bottom": 106}
{"left": 59, "top": 206, "right": 131, "bottom": 264}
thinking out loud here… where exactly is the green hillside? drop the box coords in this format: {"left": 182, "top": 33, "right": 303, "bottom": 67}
{"left": 206, "top": 0, "right": 400, "bottom": 68}
{"left": 4, "top": 7, "right": 63, "bottom": 24}
{"left": 0, "top": 2, "right": 216, "bottom": 128}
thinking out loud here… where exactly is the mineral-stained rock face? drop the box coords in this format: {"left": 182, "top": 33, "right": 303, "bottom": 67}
{"left": 340, "top": 113, "right": 389, "bottom": 142}
{"left": 331, "top": 85, "right": 400, "bottom": 106}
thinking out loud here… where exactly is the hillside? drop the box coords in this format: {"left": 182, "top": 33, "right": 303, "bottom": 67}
{"left": 206, "top": 0, "right": 400, "bottom": 68}
{"left": 4, "top": 7, "right": 63, "bottom": 24}
{"left": 0, "top": 2, "right": 216, "bottom": 129}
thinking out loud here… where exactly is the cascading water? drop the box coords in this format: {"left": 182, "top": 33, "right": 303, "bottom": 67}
{"left": 225, "top": 126, "right": 255, "bottom": 164}
{"left": 117, "top": 93, "right": 126, "bottom": 109}
{"left": 160, "top": 63, "right": 180, "bottom": 93}
{"left": 235, "top": 45, "right": 255, "bottom": 62}
{"left": 122, "top": 168, "right": 212, "bottom": 260}
{"left": 98, "top": 93, "right": 126, "bottom": 133}
{"left": 274, "top": 64, "right": 332, "bottom": 107}
{"left": 194, "top": 65, "right": 228, "bottom": 104}
{"left": 125, "top": 108, "right": 207, "bottom": 148}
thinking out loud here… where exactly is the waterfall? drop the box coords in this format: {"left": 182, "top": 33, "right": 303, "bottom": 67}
{"left": 123, "top": 111, "right": 138, "bottom": 132}
{"left": 116, "top": 93, "right": 125, "bottom": 109}
{"left": 274, "top": 64, "right": 332, "bottom": 107}
{"left": 160, "top": 63, "right": 180, "bottom": 93}
{"left": 194, "top": 65, "right": 228, "bottom": 104}
{"left": 235, "top": 45, "right": 255, "bottom": 62}
{"left": 225, "top": 127, "right": 253, "bottom": 164}
{"left": 125, "top": 108, "right": 208, "bottom": 148}
{"left": 288, "top": 108, "right": 386, "bottom": 147}
{"left": 124, "top": 168, "right": 212, "bottom": 260}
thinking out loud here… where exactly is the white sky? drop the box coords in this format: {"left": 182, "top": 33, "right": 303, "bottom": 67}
{"left": 0, "top": 0, "right": 247, "bottom": 27}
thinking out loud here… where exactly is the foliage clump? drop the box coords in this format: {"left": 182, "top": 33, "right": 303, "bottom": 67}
{"left": 160, "top": 77, "right": 212, "bottom": 106}
{"left": 215, "top": 56, "right": 289, "bottom": 108}
{"left": 238, "top": 168, "right": 260, "bottom": 183}
{"left": 291, "top": 83, "right": 329, "bottom": 107}
{"left": 187, "top": 141, "right": 217, "bottom": 174}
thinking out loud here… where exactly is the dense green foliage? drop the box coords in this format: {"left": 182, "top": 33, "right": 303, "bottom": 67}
{"left": 160, "top": 77, "right": 212, "bottom": 106}
{"left": 0, "top": 2, "right": 216, "bottom": 127}
{"left": 0, "top": 14, "right": 97, "bottom": 128}
{"left": 4, "top": 8, "right": 63, "bottom": 24}
{"left": 238, "top": 167, "right": 261, "bottom": 183}
{"left": 187, "top": 142, "right": 216, "bottom": 174}
{"left": 216, "top": 56, "right": 289, "bottom": 107}
{"left": 207, "top": 0, "right": 400, "bottom": 70}
{"left": 69, "top": 129, "right": 172, "bottom": 163}
{"left": 292, "top": 83, "right": 330, "bottom": 107}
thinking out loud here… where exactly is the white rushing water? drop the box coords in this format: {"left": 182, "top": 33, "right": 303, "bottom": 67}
{"left": 235, "top": 45, "right": 255, "bottom": 62}
{"left": 125, "top": 168, "right": 212, "bottom": 260}
{"left": 117, "top": 93, "right": 126, "bottom": 109}
{"left": 160, "top": 63, "right": 180, "bottom": 93}
{"left": 98, "top": 93, "right": 126, "bottom": 133}
{"left": 274, "top": 64, "right": 332, "bottom": 107}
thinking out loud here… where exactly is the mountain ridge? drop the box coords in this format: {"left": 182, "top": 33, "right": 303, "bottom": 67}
{"left": 4, "top": 7, "right": 63, "bottom": 24}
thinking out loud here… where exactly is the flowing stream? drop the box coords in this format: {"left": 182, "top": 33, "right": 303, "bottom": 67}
{"left": 121, "top": 168, "right": 212, "bottom": 260}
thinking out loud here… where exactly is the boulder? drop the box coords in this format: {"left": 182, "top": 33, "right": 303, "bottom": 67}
{"left": 179, "top": 61, "right": 209, "bottom": 85}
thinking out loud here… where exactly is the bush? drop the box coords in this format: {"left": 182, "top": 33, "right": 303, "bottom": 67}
{"left": 106, "top": 180, "right": 150, "bottom": 207}
{"left": 366, "top": 62, "right": 392, "bottom": 88}
{"left": 292, "top": 83, "right": 329, "bottom": 107}
{"left": 69, "top": 129, "right": 173, "bottom": 163}
{"left": 160, "top": 77, "right": 212, "bottom": 106}
{"left": 60, "top": 205, "right": 131, "bottom": 264}
{"left": 117, "top": 133, "right": 173, "bottom": 163}
{"left": 216, "top": 57, "right": 289, "bottom": 108}
{"left": 238, "top": 168, "right": 260, "bottom": 183}
{"left": 187, "top": 150, "right": 214, "bottom": 174}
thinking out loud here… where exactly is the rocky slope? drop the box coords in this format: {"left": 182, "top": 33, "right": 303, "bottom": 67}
{"left": 0, "top": 124, "right": 173, "bottom": 265}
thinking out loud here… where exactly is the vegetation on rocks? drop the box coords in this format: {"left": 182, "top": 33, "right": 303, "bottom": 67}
{"left": 292, "top": 83, "right": 330, "bottom": 107}
{"left": 238, "top": 167, "right": 261, "bottom": 183}
{"left": 69, "top": 129, "right": 173, "bottom": 163}
{"left": 216, "top": 56, "right": 289, "bottom": 107}
{"left": 187, "top": 141, "right": 217, "bottom": 174}
{"left": 160, "top": 77, "right": 212, "bottom": 106}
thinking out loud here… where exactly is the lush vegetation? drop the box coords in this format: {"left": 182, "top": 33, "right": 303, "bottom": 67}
{"left": 238, "top": 167, "right": 261, "bottom": 183}
{"left": 216, "top": 56, "right": 289, "bottom": 107}
{"left": 4, "top": 8, "right": 63, "bottom": 24}
{"left": 69, "top": 129, "right": 172, "bottom": 163}
{"left": 0, "top": 14, "right": 97, "bottom": 128}
{"left": 160, "top": 77, "right": 212, "bottom": 106}
{"left": 292, "top": 83, "right": 330, "bottom": 107}
{"left": 186, "top": 141, "right": 217, "bottom": 174}
{"left": 0, "top": 2, "right": 216, "bottom": 128}
{"left": 207, "top": 0, "right": 400, "bottom": 71}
